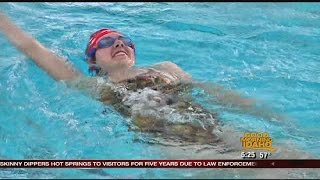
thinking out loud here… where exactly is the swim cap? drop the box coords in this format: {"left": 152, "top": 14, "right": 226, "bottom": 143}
{"left": 85, "top": 28, "right": 115, "bottom": 59}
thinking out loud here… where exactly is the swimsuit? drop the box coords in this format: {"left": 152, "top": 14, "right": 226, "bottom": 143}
{"left": 96, "top": 68, "right": 222, "bottom": 144}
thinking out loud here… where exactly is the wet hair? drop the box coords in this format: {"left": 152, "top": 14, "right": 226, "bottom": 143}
{"left": 85, "top": 28, "right": 114, "bottom": 76}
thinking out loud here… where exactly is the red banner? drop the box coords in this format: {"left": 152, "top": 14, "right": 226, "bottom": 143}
{"left": 0, "top": 160, "right": 319, "bottom": 168}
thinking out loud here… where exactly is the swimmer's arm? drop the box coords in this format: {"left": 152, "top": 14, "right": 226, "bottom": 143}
{"left": 152, "top": 61, "right": 192, "bottom": 82}
{"left": 152, "top": 61, "right": 253, "bottom": 107}
{"left": 0, "top": 12, "right": 81, "bottom": 81}
{"left": 193, "top": 82, "right": 256, "bottom": 108}
{"left": 152, "top": 62, "right": 272, "bottom": 114}
{"left": 193, "top": 82, "right": 286, "bottom": 121}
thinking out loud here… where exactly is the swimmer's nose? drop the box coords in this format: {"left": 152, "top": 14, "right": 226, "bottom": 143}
{"left": 114, "top": 39, "right": 125, "bottom": 48}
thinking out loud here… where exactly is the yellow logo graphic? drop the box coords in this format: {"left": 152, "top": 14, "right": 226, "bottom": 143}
{"left": 240, "top": 132, "right": 276, "bottom": 152}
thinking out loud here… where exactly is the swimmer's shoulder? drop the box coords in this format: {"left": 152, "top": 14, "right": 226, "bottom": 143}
{"left": 149, "top": 61, "right": 192, "bottom": 83}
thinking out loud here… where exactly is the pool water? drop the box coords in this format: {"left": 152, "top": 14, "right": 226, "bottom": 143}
{"left": 0, "top": 2, "right": 319, "bottom": 179}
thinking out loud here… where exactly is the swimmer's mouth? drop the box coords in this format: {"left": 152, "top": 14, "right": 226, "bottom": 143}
{"left": 112, "top": 50, "right": 128, "bottom": 58}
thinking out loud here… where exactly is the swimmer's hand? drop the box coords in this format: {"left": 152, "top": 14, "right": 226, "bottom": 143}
{"left": 0, "top": 12, "right": 81, "bottom": 81}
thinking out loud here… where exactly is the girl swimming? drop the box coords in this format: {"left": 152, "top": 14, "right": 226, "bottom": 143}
{"left": 0, "top": 12, "right": 282, "bottom": 145}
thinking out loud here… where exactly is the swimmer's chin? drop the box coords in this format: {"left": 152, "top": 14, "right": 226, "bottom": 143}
{"left": 111, "top": 57, "right": 134, "bottom": 66}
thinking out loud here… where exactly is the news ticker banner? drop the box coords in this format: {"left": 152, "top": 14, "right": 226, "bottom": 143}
{"left": 0, "top": 160, "right": 319, "bottom": 168}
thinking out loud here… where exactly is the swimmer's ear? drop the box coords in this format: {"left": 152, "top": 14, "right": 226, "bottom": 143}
{"left": 87, "top": 57, "right": 102, "bottom": 76}
{"left": 0, "top": 12, "right": 81, "bottom": 81}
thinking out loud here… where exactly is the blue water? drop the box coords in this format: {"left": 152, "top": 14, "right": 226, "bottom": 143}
{"left": 0, "top": 2, "right": 320, "bottom": 179}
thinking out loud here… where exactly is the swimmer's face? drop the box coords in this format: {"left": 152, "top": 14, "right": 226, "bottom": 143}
{"left": 95, "top": 32, "right": 135, "bottom": 72}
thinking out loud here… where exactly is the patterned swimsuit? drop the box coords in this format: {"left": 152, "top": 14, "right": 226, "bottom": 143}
{"left": 98, "top": 68, "right": 222, "bottom": 144}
